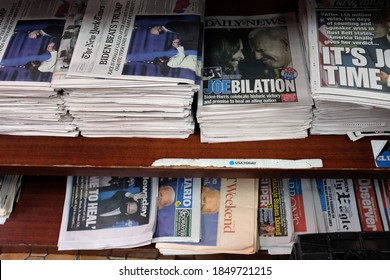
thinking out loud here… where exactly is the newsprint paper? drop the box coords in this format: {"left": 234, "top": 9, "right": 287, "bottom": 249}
{"left": 58, "top": 176, "right": 158, "bottom": 250}
{"left": 67, "top": 0, "right": 204, "bottom": 85}
{"left": 200, "top": 12, "right": 312, "bottom": 106}
{"left": 156, "top": 178, "right": 259, "bottom": 255}
{"left": 152, "top": 177, "right": 201, "bottom": 243}
{"left": 303, "top": 0, "right": 390, "bottom": 104}
{"left": 0, "top": 0, "right": 72, "bottom": 89}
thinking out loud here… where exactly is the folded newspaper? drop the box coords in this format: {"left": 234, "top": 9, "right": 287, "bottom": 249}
{"left": 152, "top": 177, "right": 201, "bottom": 243}
{"left": 301, "top": 0, "right": 390, "bottom": 107}
{"left": 156, "top": 178, "right": 259, "bottom": 255}
{"left": 258, "top": 178, "right": 294, "bottom": 254}
{"left": 58, "top": 176, "right": 158, "bottom": 250}
{"left": 66, "top": 0, "right": 204, "bottom": 85}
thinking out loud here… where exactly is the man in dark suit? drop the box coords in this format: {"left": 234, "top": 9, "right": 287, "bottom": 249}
{"left": 149, "top": 20, "right": 201, "bottom": 51}
{"left": 28, "top": 25, "right": 64, "bottom": 45}
{"left": 96, "top": 190, "right": 148, "bottom": 228}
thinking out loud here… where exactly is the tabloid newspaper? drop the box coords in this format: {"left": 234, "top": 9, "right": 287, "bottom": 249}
{"left": 200, "top": 12, "right": 312, "bottom": 107}
{"left": 152, "top": 177, "right": 201, "bottom": 243}
{"left": 313, "top": 178, "right": 361, "bottom": 232}
{"left": 258, "top": 178, "right": 294, "bottom": 251}
{"left": 156, "top": 178, "right": 259, "bottom": 255}
{"left": 66, "top": 0, "right": 204, "bottom": 85}
{"left": 374, "top": 178, "right": 390, "bottom": 231}
{"left": 0, "top": 0, "right": 72, "bottom": 90}
{"left": 58, "top": 176, "right": 158, "bottom": 250}
{"left": 303, "top": 0, "right": 390, "bottom": 103}
{"left": 353, "top": 178, "right": 384, "bottom": 232}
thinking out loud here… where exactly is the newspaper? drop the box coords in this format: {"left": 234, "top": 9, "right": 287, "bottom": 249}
{"left": 374, "top": 178, "right": 390, "bottom": 231}
{"left": 288, "top": 178, "right": 318, "bottom": 236}
{"left": 258, "top": 178, "right": 294, "bottom": 250}
{"left": 58, "top": 176, "right": 158, "bottom": 250}
{"left": 152, "top": 177, "right": 201, "bottom": 243}
{"left": 303, "top": 0, "right": 390, "bottom": 104}
{"left": 156, "top": 178, "right": 259, "bottom": 255}
{"left": 200, "top": 12, "right": 312, "bottom": 106}
{"left": 0, "top": 0, "right": 72, "bottom": 89}
{"left": 313, "top": 178, "right": 361, "bottom": 232}
{"left": 353, "top": 178, "right": 384, "bottom": 231}
{"left": 67, "top": 0, "right": 204, "bottom": 85}
{"left": 0, "top": 175, "right": 22, "bottom": 224}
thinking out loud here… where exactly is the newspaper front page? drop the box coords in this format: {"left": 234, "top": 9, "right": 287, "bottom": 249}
{"left": 200, "top": 12, "right": 312, "bottom": 106}
{"left": 258, "top": 178, "right": 294, "bottom": 250}
{"left": 152, "top": 177, "right": 201, "bottom": 243}
{"left": 0, "top": 0, "right": 72, "bottom": 89}
{"left": 313, "top": 178, "right": 361, "bottom": 232}
{"left": 156, "top": 178, "right": 259, "bottom": 255}
{"left": 58, "top": 176, "right": 158, "bottom": 250}
{"left": 304, "top": 0, "right": 390, "bottom": 101}
{"left": 67, "top": 0, "right": 204, "bottom": 85}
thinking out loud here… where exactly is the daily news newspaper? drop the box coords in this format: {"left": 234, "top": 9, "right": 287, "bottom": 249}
{"left": 156, "top": 178, "right": 259, "bottom": 255}
{"left": 304, "top": 0, "right": 390, "bottom": 101}
{"left": 313, "top": 178, "right": 361, "bottom": 232}
{"left": 0, "top": 0, "right": 72, "bottom": 89}
{"left": 200, "top": 12, "right": 312, "bottom": 106}
{"left": 66, "top": 0, "right": 204, "bottom": 85}
{"left": 58, "top": 176, "right": 158, "bottom": 250}
{"left": 152, "top": 177, "right": 201, "bottom": 243}
{"left": 374, "top": 178, "right": 390, "bottom": 231}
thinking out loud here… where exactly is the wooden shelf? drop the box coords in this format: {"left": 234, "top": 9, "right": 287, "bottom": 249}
{"left": 0, "top": 134, "right": 388, "bottom": 178}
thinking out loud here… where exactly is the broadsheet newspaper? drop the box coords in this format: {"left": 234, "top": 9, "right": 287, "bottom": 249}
{"left": 67, "top": 0, "right": 204, "bottom": 85}
{"left": 258, "top": 178, "right": 294, "bottom": 253}
{"left": 152, "top": 177, "right": 201, "bottom": 243}
{"left": 304, "top": 0, "right": 390, "bottom": 104}
{"left": 313, "top": 178, "right": 361, "bottom": 232}
{"left": 353, "top": 178, "right": 384, "bottom": 232}
{"left": 200, "top": 12, "right": 312, "bottom": 106}
{"left": 156, "top": 178, "right": 259, "bottom": 255}
{"left": 58, "top": 176, "right": 158, "bottom": 250}
{"left": 0, "top": 0, "right": 71, "bottom": 89}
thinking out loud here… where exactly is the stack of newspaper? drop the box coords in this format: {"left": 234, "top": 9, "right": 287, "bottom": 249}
{"left": 313, "top": 178, "right": 390, "bottom": 233}
{"left": 0, "top": 0, "right": 78, "bottom": 137}
{"left": 54, "top": 0, "right": 204, "bottom": 138}
{"left": 58, "top": 176, "right": 158, "bottom": 250}
{"left": 299, "top": 0, "right": 390, "bottom": 139}
{"left": 0, "top": 175, "right": 23, "bottom": 225}
{"left": 156, "top": 178, "right": 259, "bottom": 255}
{"left": 197, "top": 13, "right": 313, "bottom": 143}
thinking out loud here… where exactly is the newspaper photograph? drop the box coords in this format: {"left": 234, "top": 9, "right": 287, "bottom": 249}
{"left": 201, "top": 13, "right": 312, "bottom": 106}
{"left": 152, "top": 177, "right": 201, "bottom": 243}
{"left": 67, "top": 0, "right": 204, "bottom": 85}
{"left": 0, "top": 0, "right": 71, "bottom": 88}
{"left": 258, "top": 178, "right": 294, "bottom": 247}
{"left": 156, "top": 177, "right": 259, "bottom": 255}
{"left": 58, "top": 176, "right": 158, "bottom": 250}
{"left": 305, "top": 0, "right": 390, "bottom": 100}
{"left": 314, "top": 178, "right": 361, "bottom": 232}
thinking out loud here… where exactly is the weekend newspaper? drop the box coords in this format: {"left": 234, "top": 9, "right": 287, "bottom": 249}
{"left": 67, "top": 0, "right": 204, "bottom": 85}
{"left": 156, "top": 178, "right": 259, "bottom": 255}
